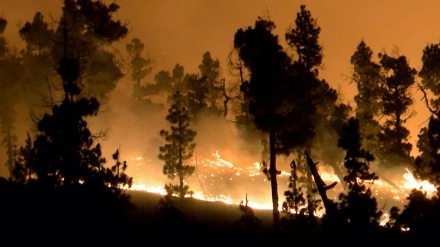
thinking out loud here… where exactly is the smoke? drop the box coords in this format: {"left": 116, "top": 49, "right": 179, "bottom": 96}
{"left": 86, "top": 76, "right": 164, "bottom": 186}
{"left": 2, "top": 0, "right": 440, "bottom": 212}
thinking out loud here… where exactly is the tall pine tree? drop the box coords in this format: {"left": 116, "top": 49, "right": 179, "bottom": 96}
{"left": 323, "top": 117, "right": 382, "bottom": 239}
{"left": 350, "top": 41, "right": 382, "bottom": 157}
{"left": 158, "top": 91, "right": 197, "bottom": 199}
{"left": 377, "top": 52, "right": 416, "bottom": 168}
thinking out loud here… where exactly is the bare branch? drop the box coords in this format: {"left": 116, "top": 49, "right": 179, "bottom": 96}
{"left": 418, "top": 83, "right": 437, "bottom": 116}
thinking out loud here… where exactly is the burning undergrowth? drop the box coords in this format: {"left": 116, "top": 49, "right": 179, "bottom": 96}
{"left": 127, "top": 149, "right": 436, "bottom": 219}
{"left": 96, "top": 84, "right": 437, "bottom": 222}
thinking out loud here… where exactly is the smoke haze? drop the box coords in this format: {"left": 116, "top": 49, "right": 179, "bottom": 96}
{"left": 0, "top": 1, "right": 440, "bottom": 207}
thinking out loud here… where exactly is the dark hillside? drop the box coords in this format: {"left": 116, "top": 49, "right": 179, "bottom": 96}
{"left": 128, "top": 190, "right": 274, "bottom": 229}
{"left": 126, "top": 190, "right": 277, "bottom": 245}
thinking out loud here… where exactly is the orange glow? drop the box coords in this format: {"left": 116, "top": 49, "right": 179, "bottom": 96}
{"left": 127, "top": 151, "right": 439, "bottom": 215}
{"left": 397, "top": 168, "right": 437, "bottom": 196}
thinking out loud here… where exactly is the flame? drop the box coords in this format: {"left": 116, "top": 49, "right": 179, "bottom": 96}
{"left": 127, "top": 151, "right": 438, "bottom": 215}
{"left": 397, "top": 168, "right": 437, "bottom": 196}
{"left": 128, "top": 150, "right": 278, "bottom": 210}
{"left": 130, "top": 184, "right": 166, "bottom": 195}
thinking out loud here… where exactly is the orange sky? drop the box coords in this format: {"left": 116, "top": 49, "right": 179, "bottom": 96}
{"left": 1, "top": 0, "right": 440, "bottom": 156}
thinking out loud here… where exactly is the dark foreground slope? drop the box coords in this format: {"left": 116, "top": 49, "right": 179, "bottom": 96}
{"left": 0, "top": 186, "right": 407, "bottom": 246}
{"left": 126, "top": 191, "right": 410, "bottom": 246}
{"left": 126, "top": 190, "right": 276, "bottom": 244}
{"left": 0, "top": 182, "right": 274, "bottom": 246}
{"left": 128, "top": 190, "right": 274, "bottom": 226}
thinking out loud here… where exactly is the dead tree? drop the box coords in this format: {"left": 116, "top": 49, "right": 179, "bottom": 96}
{"left": 305, "top": 150, "right": 337, "bottom": 213}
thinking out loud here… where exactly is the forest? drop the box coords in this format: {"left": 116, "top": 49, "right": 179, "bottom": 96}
{"left": 1, "top": 1, "right": 440, "bottom": 246}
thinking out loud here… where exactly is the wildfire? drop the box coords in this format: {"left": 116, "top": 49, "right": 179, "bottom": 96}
{"left": 130, "top": 184, "right": 166, "bottom": 195}
{"left": 128, "top": 151, "right": 438, "bottom": 214}
{"left": 397, "top": 168, "right": 437, "bottom": 196}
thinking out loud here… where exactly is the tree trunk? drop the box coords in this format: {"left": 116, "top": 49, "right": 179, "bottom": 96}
{"left": 179, "top": 175, "right": 184, "bottom": 199}
{"left": 305, "top": 151, "right": 337, "bottom": 214}
{"left": 306, "top": 163, "right": 314, "bottom": 217}
{"left": 269, "top": 129, "right": 279, "bottom": 229}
